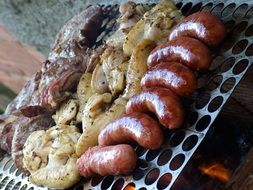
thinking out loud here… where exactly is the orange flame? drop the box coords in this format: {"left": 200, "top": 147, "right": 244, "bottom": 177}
{"left": 199, "top": 162, "right": 231, "bottom": 183}
{"left": 124, "top": 185, "right": 136, "bottom": 190}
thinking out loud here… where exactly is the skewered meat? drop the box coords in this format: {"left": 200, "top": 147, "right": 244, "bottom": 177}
{"left": 0, "top": 106, "right": 53, "bottom": 169}
{"left": 126, "top": 87, "right": 184, "bottom": 129}
{"left": 169, "top": 11, "right": 226, "bottom": 47}
{"left": 23, "top": 125, "right": 81, "bottom": 189}
{"left": 77, "top": 144, "right": 137, "bottom": 177}
{"left": 141, "top": 62, "right": 197, "bottom": 96}
{"left": 98, "top": 112, "right": 164, "bottom": 149}
{"left": 147, "top": 36, "right": 212, "bottom": 71}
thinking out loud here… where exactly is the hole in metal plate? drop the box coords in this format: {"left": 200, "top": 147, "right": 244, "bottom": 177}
{"left": 6, "top": 179, "right": 14, "bottom": 189}
{"left": 209, "top": 56, "right": 224, "bottom": 71}
{"left": 111, "top": 178, "right": 124, "bottom": 190}
{"left": 232, "top": 21, "right": 248, "bottom": 34}
{"left": 0, "top": 177, "right": 9, "bottom": 189}
{"left": 220, "top": 77, "right": 236, "bottom": 93}
{"left": 207, "top": 75, "right": 223, "bottom": 91}
{"left": 139, "top": 188, "right": 147, "bottom": 190}
{"left": 221, "top": 57, "right": 236, "bottom": 72}
{"left": 13, "top": 181, "right": 21, "bottom": 189}
{"left": 233, "top": 59, "right": 249, "bottom": 75}
{"left": 232, "top": 39, "right": 248, "bottom": 54}
{"left": 123, "top": 182, "right": 135, "bottom": 190}
{"left": 145, "top": 168, "right": 160, "bottom": 185}
{"left": 181, "top": 2, "right": 193, "bottom": 15}
{"left": 233, "top": 3, "right": 249, "bottom": 18}
{"left": 245, "top": 24, "right": 253, "bottom": 37}
{"left": 133, "top": 168, "right": 145, "bottom": 181}
{"left": 222, "top": 3, "right": 236, "bottom": 17}
{"left": 138, "top": 159, "right": 149, "bottom": 170}
{"left": 15, "top": 169, "right": 22, "bottom": 177}
{"left": 3, "top": 159, "right": 12, "bottom": 171}
{"left": 211, "top": 3, "right": 224, "bottom": 16}
{"left": 195, "top": 91, "right": 211, "bottom": 109}
{"left": 169, "top": 154, "right": 185, "bottom": 170}
{"left": 225, "top": 20, "right": 236, "bottom": 31}
{"left": 157, "top": 173, "right": 172, "bottom": 190}
{"left": 189, "top": 3, "right": 202, "bottom": 14}
{"left": 208, "top": 96, "right": 224, "bottom": 112}
{"left": 169, "top": 130, "right": 186, "bottom": 147}
{"left": 157, "top": 149, "right": 173, "bottom": 166}
{"left": 20, "top": 184, "right": 28, "bottom": 190}
{"left": 176, "top": 2, "right": 183, "bottom": 9}
{"left": 245, "top": 43, "right": 253, "bottom": 56}
{"left": 91, "top": 176, "right": 103, "bottom": 187}
{"left": 221, "top": 35, "right": 236, "bottom": 52}
{"left": 74, "top": 184, "right": 83, "bottom": 190}
{"left": 188, "top": 111, "right": 198, "bottom": 126}
{"left": 9, "top": 164, "right": 17, "bottom": 173}
{"left": 195, "top": 115, "right": 211, "bottom": 131}
{"left": 182, "top": 135, "right": 199, "bottom": 151}
{"left": 136, "top": 146, "right": 147, "bottom": 157}
{"left": 246, "top": 7, "right": 253, "bottom": 17}
{"left": 146, "top": 149, "right": 162, "bottom": 161}
{"left": 201, "top": 3, "right": 213, "bottom": 11}
{"left": 101, "top": 175, "right": 114, "bottom": 189}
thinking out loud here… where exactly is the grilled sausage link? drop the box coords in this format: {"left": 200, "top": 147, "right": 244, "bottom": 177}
{"left": 125, "top": 87, "right": 184, "bottom": 129}
{"left": 141, "top": 62, "right": 197, "bottom": 97}
{"left": 147, "top": 37, "right": 211, "bottom": 71}
{"left": 77, "top": 144, "right": 137, "bottom": 177}
{"left": 98, "top": 112, "right": 164, "bottom": 149}
{"left": 169, "top": 12, "right": 226, "bottom": 47}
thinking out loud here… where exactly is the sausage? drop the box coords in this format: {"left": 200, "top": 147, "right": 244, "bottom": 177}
{"left": 147, "top": 37, "right": 212, "bottom": 71}
{"left": 168, "top": 11, "right": 226, "bottom": 47}
{"left": 77, "top": 144, "right": 137, "bottom": 177}
{"left": 125, "top": 87, "right": 184, "bottom": 129}
{"left": 98, "top": 112, "right": 164, "bottom": 149}
{"left": 141, "top": 62, "right": 197, "bottom": 97}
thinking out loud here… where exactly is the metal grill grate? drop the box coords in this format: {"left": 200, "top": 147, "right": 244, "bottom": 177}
{"left": 1, "top": 0, "right": 253, "bottom": 189}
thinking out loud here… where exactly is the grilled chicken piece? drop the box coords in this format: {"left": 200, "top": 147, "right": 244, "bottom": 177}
{"left": 0, "top": 106, "right": 53, "bottom": 169}
{"left": 23, "top": 125, "right": 81, "bottom": 189}
{"left": 123, "top": 0, "right": 184, "bottom": 56}
{"left": 101, "top": 47, "right": 129, "bottom": 96}
{"left": 106, "top": 2, "right": 150, "bottom": 48}
{"left": 76, "top": 97, "right": 127, "bottom": 156}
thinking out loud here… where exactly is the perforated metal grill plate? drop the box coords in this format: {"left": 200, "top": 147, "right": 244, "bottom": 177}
{"left": 1, "top": 0, "right": 253, "bottom": 189}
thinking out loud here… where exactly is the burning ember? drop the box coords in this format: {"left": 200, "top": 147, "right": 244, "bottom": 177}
{"left": 198, "top": 162, "right": 231, "bottom": 183}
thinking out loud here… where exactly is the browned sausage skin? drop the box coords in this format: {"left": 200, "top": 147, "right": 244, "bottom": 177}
{"left": 147, "top": 36, "right": 211, "bottom": 71}
{"left": 141, "top": 62, "right": 197, "bottom": 97}
{"left": 98, "top": 112, "right": 164, "bottom": 149}
{"left": 125, "top": 87, "right": 184, "bottom": 129}
{"left": 169, "top": 12, "right": 226, "bottom": 47}
{"left": 77, "top": 144, "right": 137, "bottom": 177}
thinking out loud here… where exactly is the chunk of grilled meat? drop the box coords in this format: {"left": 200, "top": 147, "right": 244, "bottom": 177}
{"left": 5, "top": 5, "right": 103, "bottom": 114}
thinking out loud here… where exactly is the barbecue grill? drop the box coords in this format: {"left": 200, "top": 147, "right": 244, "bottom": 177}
{"left": 1, "top": 0, "right": 253, "bottom": 189}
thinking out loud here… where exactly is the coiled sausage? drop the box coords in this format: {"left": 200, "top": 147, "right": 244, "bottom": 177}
{"left": 77, "top": 144, "right": 137, "bottom": 177}
{"left": 141, "top": 62, "right": 197, "bottom": 96}
{"left": 147, "top": 36, "right": 211, "bottom": 71}
{"left": 169, "top": 11, "right": 226, "bottom": 47}
{"left": 125, "top": 87, "right": 184, "bottom": 129}
{"left": 98, "top": 112, "right": 164, "bottom": 149}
